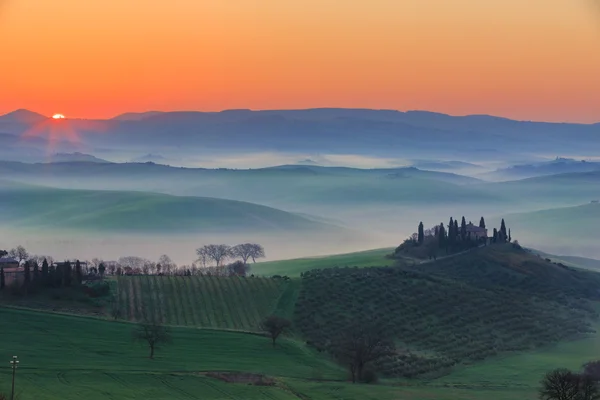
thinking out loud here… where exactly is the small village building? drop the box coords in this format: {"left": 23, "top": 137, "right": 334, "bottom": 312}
{"left": 465, "top": 223, "right": 488, "bottom": 239}
{"left": 1, "top": 258, "right": 24, "bottom": 286}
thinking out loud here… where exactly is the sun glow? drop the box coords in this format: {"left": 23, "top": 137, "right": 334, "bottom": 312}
{"left": 52, "top": 114, "right": 65, "bottom": 119}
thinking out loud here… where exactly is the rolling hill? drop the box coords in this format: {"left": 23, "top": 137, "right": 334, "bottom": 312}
{"left": 0, "top": 181, "right": 339, "bottom": 233}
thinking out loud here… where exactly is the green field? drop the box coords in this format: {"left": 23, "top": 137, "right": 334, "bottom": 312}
{"left": 0, "top": 180, "right": 336, "bottom": 233}
{"left": 115, "top": 275, "right": 288, "bottom": 330}
{"left": 4, "top": 245, "right": 600, "bottom": 399}
{"left": 2, "top": 306, "right": 600, "bottom": 400}
{"left": 252, "top": 247, "right": 396, "bottom": 276}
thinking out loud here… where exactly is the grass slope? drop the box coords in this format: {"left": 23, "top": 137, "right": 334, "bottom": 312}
{"left": 0, "top": 181, "right": 336, "bottom": 233}
{"left": 253, "top": 248, "right": 396, "bottom": 276}
{"left": 0, "top": 308, "right": 344, "bottom": 400}
{"left": 295, "top": 245, "right": 600, "bottom": 378}
{"left": 115, "top": 275, "right": 288, "bottom": 330}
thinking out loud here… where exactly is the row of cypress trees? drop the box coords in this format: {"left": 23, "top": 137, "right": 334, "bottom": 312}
{"left": 416, "top": 217, "right": 511, "bottom": 248}
{"left": 0, "top": 259, "right": 85, "bottom": 290}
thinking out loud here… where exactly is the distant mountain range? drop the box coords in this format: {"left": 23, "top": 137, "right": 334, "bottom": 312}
{"left": 481, "top": 158, "right": 600, "bottom": 181}
{"left": 1, "top": 108, "right": 599, "bottom": 164}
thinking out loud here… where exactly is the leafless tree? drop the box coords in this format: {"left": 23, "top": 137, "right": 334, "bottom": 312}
{"left": 9, "top": 245, "right": 29, "bottom": 263}
{"left": 331, "top": 321, "right": 395, "bottom": 383}
{"left": 132, "top": 317, "right": 172, "bottom": 359}
{"left": 158, "top": 254, "right": 175, "bottom": 275}
{"left": 197, "top": 245, "right": 231, "bottom": 267}
{"left": 539, "top": 369, "right": 580, "bottom": 400}
{"left": 231, "top": 244, "right": 254, "bottom": 264}
{"left": 119, "top": 256, "right": 151, "bottom": 274}
{"left": 249, "top": 244, "right": 265, "bottom": 263}
{"left": 261, "top": 315, "right": 291, "bottom": 347}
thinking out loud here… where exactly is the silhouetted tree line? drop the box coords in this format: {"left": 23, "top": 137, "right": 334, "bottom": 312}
{"left": 540, "top": 361, "right": 600, "bottom": 400}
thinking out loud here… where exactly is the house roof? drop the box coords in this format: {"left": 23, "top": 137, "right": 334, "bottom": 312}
{"left": 0, "top": 257, "right": 19, "bottom": 264}
{"left": 465, "top": 223, "right": 487, "bottom": 233}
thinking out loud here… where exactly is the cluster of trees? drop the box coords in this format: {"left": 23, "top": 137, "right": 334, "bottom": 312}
{"left": 0, "top": 257, "right": 87, "bottom": 292}
{"left": 0, "top": 243, "right": 266, "bottom": 280}
{"left": 195, "top": 243, "right": 265, "bottom": 277}
{"left": 540, "top": 362, "right": 600, "bottom": 400}
{"left": 398, "top": 216, "right": 512, "bottom": 260}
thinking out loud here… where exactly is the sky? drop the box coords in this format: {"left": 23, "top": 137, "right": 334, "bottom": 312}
{"left": 0, "top": 0, "right": 599, "bottom": 122}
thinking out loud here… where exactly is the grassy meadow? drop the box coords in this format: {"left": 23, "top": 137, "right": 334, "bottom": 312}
{"left": 252, "top": 247, "right": 396, "bottom": 276}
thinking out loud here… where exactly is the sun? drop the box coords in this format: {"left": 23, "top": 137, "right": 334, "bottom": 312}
{"left": 52, "top": 114, "right": 65, "bottom": 119}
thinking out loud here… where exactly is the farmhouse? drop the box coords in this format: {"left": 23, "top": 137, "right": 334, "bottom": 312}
{"left": 1, "top": 258, "right": 24, "bottom": 286}
{"left": 465, "top": 223, "right": 487, "bottom": 239}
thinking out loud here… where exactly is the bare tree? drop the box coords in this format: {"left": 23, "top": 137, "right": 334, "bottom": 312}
{"left": 197, "top": 245, "right": 231, "bottom": 267}
{"left": 231, "top": 244, "right": 254, "bottom": 264}
{"left": 249, "top": 244, "right": 265, "bottom": 263}
{"left": 540, "top": 369, "right": 580, "bottom": 400}
{"left": 331, "top": 321, "right": 395, "bottom": 383}
{"left": 196, "top": 247, "right": 209, "bottom": 268}
{"left": 9, "top": 246, "right": 29, "bottom": 264}
{"left": 158, "top": 254, "right": 175, "bottom": 275}
{"left": 132, "top": 316, "right": 172, "bottom": 359}
{"left": 261, "top": 315, "right": 291, "bottom": 347}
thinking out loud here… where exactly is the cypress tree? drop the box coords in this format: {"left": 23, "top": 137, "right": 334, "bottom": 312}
{"left": 454, "top": 220, "right": 459, "bottom": 239}
{"left": 75, "top": 260, "right": 83, "bottom": 285}
{"left": 460, "top": 217, "right": 467, "bottom": 241}
{"left": 417, "top": 222, "right": 424, "bottom": 245}
{"left": 500, "top": 219, "right": 507, "bottom": 242}
{"left": 493, "top": 228, "right": 498, "bottom": 243}
{"left": 24, "top": 261, "right": 31, "bottom": 285}
{"left": 438, "top": 223, "right": 446, "bottom": 248}
{"left": 33, "top": 262, "right": 40, "bottom": 282}
{"left": 0, "top": 267, "right": 4, "bottom": 289}
{"left": 42, "top": 259, "right": 49, "bottom": 284}
{"left": 99, "top": 263, "right": 106, "bottom": 279}
{"left": 55, "top": 264, "right": 63, "bottom": 287}
{"left": 64, "top": 261, "right": 72, "bottom": 287}
{"left": 479, "top": 217, "right": 486, "bottom": 229}
{"left": 508, "top": 229, "right": 512, "bottom": 243}
{"left": 448, "top": 217, "right": 455, "bottom": 246}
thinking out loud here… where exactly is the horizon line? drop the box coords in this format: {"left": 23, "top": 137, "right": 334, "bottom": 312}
{"left": 1, "top": 107, "right": 598, "bottom": 126}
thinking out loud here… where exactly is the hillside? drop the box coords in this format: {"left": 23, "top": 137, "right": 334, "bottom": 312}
{"left": 114, "top": 275, "right": 290, "bottom": 330}
{"left": 295, "top": 245, "right": 600, "bottom": 378}
{"left": 0, "top": 161, "right": 501, "bottom": 210}
{"left": 500, "top": 203, "right": 600, "bottom": 258}
{"left": 0, "top": 182, "right": 339, "bottom": 233}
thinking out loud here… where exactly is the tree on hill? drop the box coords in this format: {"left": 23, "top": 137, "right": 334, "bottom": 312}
{"left": 23, "top": 262, "right": 31, "bottom": 286}
{"left": 460, "top": 217, "right": 467, "bottom": 241}
{"left": 261, "top": 315, "right": 291, "bottom": 347}
{"left": 63, "top": 261, "right": 72, "bottom": 286}
{"left": 493, "top": 228, "right": 498, "bottom": 243}
{"left": 197, "top": 245, "right": 231, "bottom": 267}
{"left": 41, "top": 258, "right": 49, "bottom": 284}
{"left": 133, "top": 317, "right": 172, "bottom": 359}
{"left": 9, "top": 245, "right": 28, "bottom": 264}
{"left": 75, "top": 260, "right": 83, "bottom": 284}
{"left": 437, "top": 223, "right": 446, "bottom": 249}
{"left": 479, "top": 217, "right": 486, "bottom": 229}
{"left": 0, "top": 268, "right": 4, "bottom": 289}
{"left": 98, "top": 263, "right": 106, "bottom": 279}
{"left": 249, "top": 244, "right": 266, "bottom": 263}
{"left": 331, "top": 321, "right": 395, "bottom": 383}
{"left": 508, "top": 229, "right": 512, "bottom": 243}
{"left": 232, "top": 243, "right": 257, "bottom": 265}
{"left": 417, "top": 222, "right": 424, "bottom": 245}
{"left": 448, "top": 218, "right": 455, "bottom": 246}
{"left": 500, "top": 219, "right": 507, "bottom": 241}
{"left": 539, "top": 368, "right": 600, "bottom": 400}
{"left": 33, "top": 261, "right": 40, "bottom": 282}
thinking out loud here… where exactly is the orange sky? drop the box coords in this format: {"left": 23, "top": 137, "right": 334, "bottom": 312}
{"left": 1, "top": 0, "right": 599, "bottom": 122}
